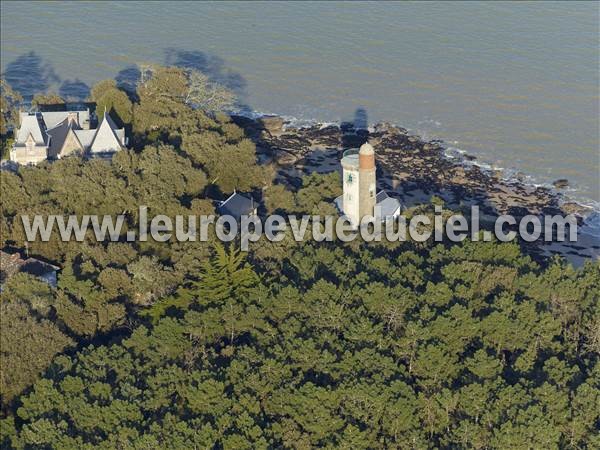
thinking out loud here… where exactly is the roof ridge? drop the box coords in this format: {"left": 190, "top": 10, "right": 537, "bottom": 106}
{"left": 220, "top": 191, "right": 239, "bottom": 206}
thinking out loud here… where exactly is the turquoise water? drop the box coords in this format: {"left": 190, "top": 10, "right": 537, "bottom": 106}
{"left": 1, "top": 1, "right": 598, "bottom": 204}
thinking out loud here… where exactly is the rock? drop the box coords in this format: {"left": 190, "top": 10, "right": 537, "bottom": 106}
{"left": 260, "top": 115, "right": 284, "bottom": 135}
{"left": 561, "top": 201, "right": 591, "bottom": 216}
{"left": 515, "top": 173, "right": 532, "bottom": 184}
{"left": 259, "top": 130, "right": 273, "bottom": 140}
{"left": 230, "top": 115, "right": 263, "bottom": 137}
{"left": 274, "top": 149, "right": 298, "bottom": 166}
{"left": 553, "top": 178, "right": 569, "bottom": 189}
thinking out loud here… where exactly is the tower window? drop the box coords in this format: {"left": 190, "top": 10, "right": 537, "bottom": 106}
{"left": 347, "top": 173, "right": 353, "bottom": 184}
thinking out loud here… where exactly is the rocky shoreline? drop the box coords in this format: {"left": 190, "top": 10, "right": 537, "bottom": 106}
{"left": 232, "top": 115, "right": 599, "bottom": 266}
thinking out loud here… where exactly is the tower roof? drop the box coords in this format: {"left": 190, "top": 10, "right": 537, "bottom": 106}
{"left": 358, "top": 142, "right": 375, "bottom": 170}
{"left": 359, "top": 142, "right": 374, "bottom": 156}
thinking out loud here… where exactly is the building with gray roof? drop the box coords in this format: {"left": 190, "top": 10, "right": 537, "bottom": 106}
{"left": 41, "top": 110, "right": 90, "bottom": 130}
{"left": 0, "top": 250, "right": 59, "bottom": 288}
{"left": 10, "top": 109, "right": 126, "bottom": 165}
{"left": 217, "top": 191, "right": 257, "bottom": 221}
{"left": 11, "top": 113, "right": 49, "bottom": 165}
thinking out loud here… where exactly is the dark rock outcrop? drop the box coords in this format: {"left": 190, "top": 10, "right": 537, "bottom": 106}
{"left": 553, "top": 179, "right": 569, "bottom": 189}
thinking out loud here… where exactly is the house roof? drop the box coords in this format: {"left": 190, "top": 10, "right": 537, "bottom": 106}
{"left": 89, "top": 112, "right": 124, "bottom": 154}
{"left": 20, "top": 258, "right": 59, "bottom": 277}
{"left": 44, "top": 113, "right": 125, "bottom": 157}
{"left": 376, "top": 191, "right": 389, "bottom": 203}
{"left": 334, "top": 195, "right": 343, "bottom": 212}
{"left": 13, "top": 108, "right": 125, "bottom": 160}
{"left": 16, "top": 113, "right": 48, "bottom": 145}
{"left": 218, "top": 192, "right": 256, "bottom": 218}
{"left": 40, "top": 110, "right": 90, "bottom": 129}
{"left": 0, "top": 251, "right": 59, "bottom": 279}
{"left": 74, "top": 129, "right": 96, "bottom": 148}
{"left": 333, "top": 190, "right": 401, "bottom": 219}
{"left": 47, "top": 118, "right": 76, "bottom": 158}
{"left": 376, "top": 196, "right": 401, "bottom": 218}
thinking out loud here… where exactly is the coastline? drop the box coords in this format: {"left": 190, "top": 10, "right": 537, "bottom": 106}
{"left": 231, "top": 113, "right": 600, "bottom": 266}
{"left": 235, "top": 109, "right": 600, "bottom": 215}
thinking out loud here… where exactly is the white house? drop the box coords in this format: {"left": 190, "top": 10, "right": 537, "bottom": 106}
{"left": 10, "top": 109, "right": 126, "bottom": 165}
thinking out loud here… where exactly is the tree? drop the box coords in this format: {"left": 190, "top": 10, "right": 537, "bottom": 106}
{"left": 138, "top": 64, "right": 235, "bottom": 112}
{"left": 182, "top": 132, "right": 269, "bottom": 193}
{"left": 90, "top": 79, "right": 133, "bottom": 127}
{"left": 185, "top": 70, "right": 235, "bottom": 112}
{"left": 132, "top": 65, "right": 237, "bottom": 143}
{"left": 126, "top": 256, "right": 178, "bottom": 306}
{"left": 0, "top": 78, "right": 21, "bottom": 136}
{"left": 133, "top": 65, "right": 192, "bottom": 138}
{"left": 0, "top": 78, "right": 22, "bottom": 158}
{"left": 195, "top": 243, "right": 259, "bottom": 305}
{"left": 0, "top": 286, "right": 73, "bottom": 406}
{"left": 31, "top": 92, "right": 65, "bottom": 108}
{"left": 264, "top": 184, "right": 295, "bottom": 214}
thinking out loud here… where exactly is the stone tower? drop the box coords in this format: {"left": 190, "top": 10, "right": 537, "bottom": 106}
{"left": 341, "top": 142, "right": 376, "bottom": 227}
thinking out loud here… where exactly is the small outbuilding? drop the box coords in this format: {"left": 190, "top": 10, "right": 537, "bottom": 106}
{"left": 217, "top": 191, "right": 257, "bottom": 221}
{"left": 0, "top": 251, "right": 60, "bottom": 288}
